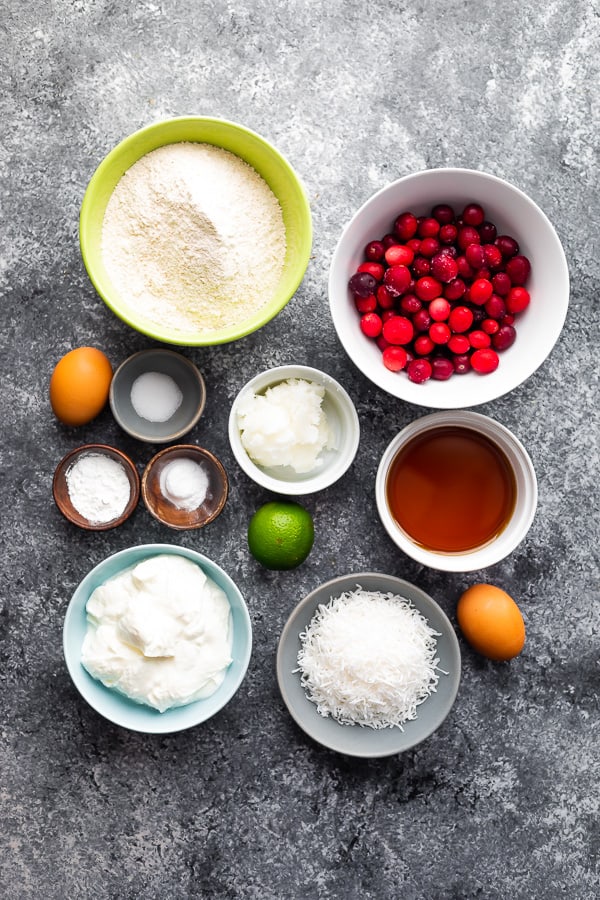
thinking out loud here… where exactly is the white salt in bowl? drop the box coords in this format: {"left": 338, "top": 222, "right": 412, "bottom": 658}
{"left": 228, "top": 364, "right": 360, "bottom": 495}
{"left": 110, "top": 348, "right": 206, "bottom": 443}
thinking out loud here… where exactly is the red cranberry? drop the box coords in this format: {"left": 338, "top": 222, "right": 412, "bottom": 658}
{"left": 448, "top": 305, "right": 474, "bottom": 332}
{"left": 431, "top": 357, "right": 454, "bottom": 380}
{"left": 376, "top": 335, "right": 390, "bottom": 352}
{"left": 382, "top": 315, "right": 414, "bottom": 345}
{"left": 502, "top": 314, "right": 516, "bottom": 326}
{"left": 412, "top": 256, "right": 431, "bottom": 278}
{"left": 357, "top": 261, "right": 384, "bottom": 280}
{"left": 492, "top": 324, "right": 517, "bottom": 351}
{"left": 418, "top": 217, "right": 440, "bottom": 238}
{"left": 364, "top": 240, "right": 385, "bottom": 261}
{"left": 407, "top": 238, "right": 422, "bottom": 253}
{"left": 383, "top": 265, "right": 412, "bottom": 296}
{"left": 360, "top": 312, "right": 382, "bottom": 338}
{"left": 471, "top": 348, "right": 499, "bottom": 374}
{"left": 506, "top": 286, "right": 530, "bottom": 313}
{"left": 382, "top": 308, "right": 397, "bottom": 323}
{"left": 355, "top": 294, "right": 377, "bottom": 313}
{"left": 349, "top": 271, "right": 377, "bottom": 297}
{"left": 393, "top": 213, "right": 418, "bottom": 241}
{"left": 432, "top": 204, "right": 455, "bottom": 224}
{"left": 412, "top": 308, "right": 432, "bottom": 332}
{"left": 444, "top": 278, "right": 466, "bottom": 301}
{"left": 483, "top": 244, "right": 503, "bottom": 269}
{"left": 439, "top": 223, "right": 458, "bottom": 245}
{"left": 407, "top": 358, "right": 432, "bottom": 383}
{"left": 484, "top": 294, "right": 506, "bottom": 319}
{"left": 415, "top": 276, "right": 443, "bottom": 301}
{"left": 495, "top": 234, "right": 520, "bottom": 258}
{"left": 429, "top": 322, "right": 451, "bottom": 344}
{"left": 462, "top": 203, "right": 485, "bottom": 226}
{"left": 382, "top": 346, "right": 408, "bottom": 371}
{"left": 469, "top": 278, "right": 493, "bottom": 305}
{"left": 465, "top": 243, "right": 485, "bottom": 269}
{"left": 399, "top": 294, "right": 422, "bottom": 314}
{"left": 456, "top": 256, "right": 474, "bottom": 279}
{"left": 377, "top": 284, "right": 395, "bottom": 309}
{"left": 457, "top": 226, "right": 481, "bottom": 250}
{"left": 431, "top": 253, "right": 459, "bottom": 283}
{"left": 448, "top": 334, "right": 470, "bottom": 354}
{"left": 491, "top": 272, "right": 511, "bottom": 296}
{"left": 419, "top": 237, "right": 440, "bottom": 258}
{"left": 383, "top": 233, "right": 399, "bottom": 249}
{"left": 385, "top": 245, "right": 414, "bottom": 267}
{"left": 452, "top": 353, "right": 471, "bottom": 374}
{"left": 482, "top": 317, "right": 500, "bottom": 335}
{"left": 428, "top": 297, "right": 451, "bottom": 321}
{"left": 479, "top": 221, "right": 497, "bottom": 243}
{"left": 414, "top": 334, "right": 435, "bottom": 355}
{"left": 469, "top": 329, "right": 491, "bottom": 349}
{"left": 505, "top": 255, "right": 531, "bottom": 285}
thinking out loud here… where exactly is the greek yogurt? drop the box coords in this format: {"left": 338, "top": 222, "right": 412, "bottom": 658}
{"left": 81, "top": 554, "right": 232, "bottom": 712}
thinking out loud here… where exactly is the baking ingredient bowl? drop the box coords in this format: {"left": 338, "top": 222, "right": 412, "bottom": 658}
{"left": 228, "top": 364, "right": 360, "bottom": 495}
{"left": 80, "top": 116, "right": 312, "bottom": 346}
{"left": 110, "top": 348, "right": 206, "bottom": 443}
{"left": 375, "top": 410, "right": 538, "bottom": 572}
{"left": 53, "top": 444, "right": 140, "bottom": 530}
{"left": 142, "top": 444, "right": 228, "bottom": 530}
{"left": 277, "top": 572, "right": 461, "bottom": 757}
{"left": 329, "top": 168, "right": 569, "bottom": 408}
{"left": 63, "top": 544, "right": 252, "bottom": 733}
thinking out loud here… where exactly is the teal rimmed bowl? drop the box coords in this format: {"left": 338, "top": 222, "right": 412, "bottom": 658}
{"left": 63, "top": 544, "right": 252, "bottom": 733}
{"left": 80, "top": 116, "right": 312, "bottom": 345}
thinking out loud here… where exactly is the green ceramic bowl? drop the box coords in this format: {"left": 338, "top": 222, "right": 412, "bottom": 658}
{"left": 80, "top": 117, "right": 313, "bottom": 346}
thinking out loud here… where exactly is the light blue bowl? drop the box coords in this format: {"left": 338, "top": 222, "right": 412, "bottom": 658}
{"left": 63, "top": 544, "right": 252, "bottom": 733}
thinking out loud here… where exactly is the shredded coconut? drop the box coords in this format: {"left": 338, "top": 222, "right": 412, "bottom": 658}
{"left": 66, "top": 452, "right": 131, "bottom": 524}
{"left": 296, "top": 588, "right": 442, "bottom": 729}
{"left": 237, "top": 378, "right": 335, "bottom": 473}
{"left": 100, "top": 142, "right": 287, "bottom": 334}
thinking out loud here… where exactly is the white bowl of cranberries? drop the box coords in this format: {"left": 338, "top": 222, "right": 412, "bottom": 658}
{"left": 329, "top": 168, "right": 569, "bottom": 408}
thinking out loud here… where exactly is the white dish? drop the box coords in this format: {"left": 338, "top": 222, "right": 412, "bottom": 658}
{"left": 375, "top": 410, "right": 538, "bottom": 572}
{"left": 228, "top": 364, "right": 360, "bottom": 495}
{"left": 329, "top": 168, "right": 569, "bottom": 408}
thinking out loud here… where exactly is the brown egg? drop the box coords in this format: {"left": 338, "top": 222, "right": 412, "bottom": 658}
{"left": 457, "top": 583, "right": 525, "bottom": 661}
{"left": 50, "top": 347, "right": 113, "bottom": 426}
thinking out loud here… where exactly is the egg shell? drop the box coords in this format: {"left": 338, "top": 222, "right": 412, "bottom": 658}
{"left": 456, "top": 583, "right": 525, "bottom": 661}
{"left": 50, "top": 347, "right": 113, "bottom": 426}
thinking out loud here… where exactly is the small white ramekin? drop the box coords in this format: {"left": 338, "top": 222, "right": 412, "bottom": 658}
{"left": 375, "top": 410, "right": 537, "bottom": 572}
{"left": 228, "top": 364, "right": 360, "bottom": 495}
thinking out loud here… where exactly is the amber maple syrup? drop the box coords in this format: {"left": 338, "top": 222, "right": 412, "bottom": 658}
{"left": 385, "top": 426, "right": 516, "bottom": 553}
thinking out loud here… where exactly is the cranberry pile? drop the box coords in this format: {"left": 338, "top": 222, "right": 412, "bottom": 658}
{"left": 348, "top": 202, "right": 531, "bottom": 383}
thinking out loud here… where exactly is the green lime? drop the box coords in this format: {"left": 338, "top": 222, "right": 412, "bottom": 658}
{"left": 247, "top": 501, "right": 314, "bottom": 570}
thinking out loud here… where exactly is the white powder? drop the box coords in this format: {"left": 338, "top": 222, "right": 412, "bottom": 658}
{"left": 66, "top": 453, "right": 131, "bottom": 524}
{"left": 100, "top": 142, "right": 287, "bottom": 334}
{"left": 159, "top": 457, "right": 209, "bottom": 510}
{"left": 130, "top": 371, "right": 183, "bottom": 422}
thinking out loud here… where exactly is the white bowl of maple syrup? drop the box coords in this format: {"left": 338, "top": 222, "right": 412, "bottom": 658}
{"left": 375, "top": 411, "right": 537, "bottom": 572}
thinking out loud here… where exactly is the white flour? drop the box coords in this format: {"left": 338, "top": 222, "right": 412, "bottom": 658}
{"left": 66, "top": 453, "right": 131, "bottom": 524}
{"left": 100, "top": 142, "right": 287, "bottom": 334}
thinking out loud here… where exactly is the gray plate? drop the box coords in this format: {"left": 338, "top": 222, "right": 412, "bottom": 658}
{"left": 276, "top": 572, "right": 461, "bottom": 758}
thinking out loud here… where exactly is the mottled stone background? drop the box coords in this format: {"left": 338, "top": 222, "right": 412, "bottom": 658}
{"left": 1, "top": 2, "right": 599, "bottom": 898}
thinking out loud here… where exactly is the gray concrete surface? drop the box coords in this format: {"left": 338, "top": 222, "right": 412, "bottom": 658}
{"left": 1, "top": 2, "right": 598, "bottom": 898}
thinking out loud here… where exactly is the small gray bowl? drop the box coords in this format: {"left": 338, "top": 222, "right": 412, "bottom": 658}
{"left": 110, "top": 349, "right": 206, "bottom": 443}
{"left": 277, "top": 572, "right": 461, "bottom": 758}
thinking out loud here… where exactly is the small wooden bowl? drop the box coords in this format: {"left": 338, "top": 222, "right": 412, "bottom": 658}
{"left": 53, "top": 444, "right": 140, "bottom": 531}
{"left": 142, "top": 445, "right": 228, "bottom": 530}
